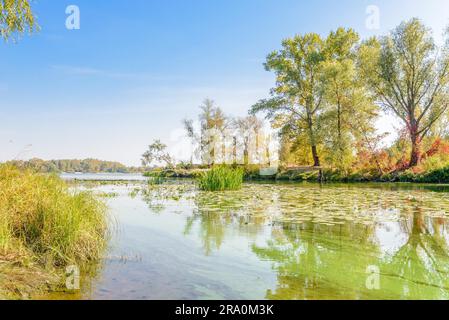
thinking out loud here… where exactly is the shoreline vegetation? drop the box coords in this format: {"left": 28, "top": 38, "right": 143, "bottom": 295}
{"left": 197, "top": 166, "right": 244, "bottom": 191}
{"left": 6, "top": 158, "right": 143, "bottom": 174}
{"left": 0, "top": 165, "right": 109, "bottom": 299}
{"left": 144, "top": 164, "right": 449, "bottom": 184}
{"left": 140, "top": 19, "right": 449, "bottom": 187}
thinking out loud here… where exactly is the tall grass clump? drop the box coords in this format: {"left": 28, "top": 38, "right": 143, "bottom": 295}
{"left": 197, "top": 166, "right": 244, "bottom": 191}
{"left": 0, "top": 165, "right": 109, "bottom": 297}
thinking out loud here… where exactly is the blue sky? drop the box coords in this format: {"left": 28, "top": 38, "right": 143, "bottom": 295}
{"left": 2, "top": 0, "right": 449, "bottom": 166}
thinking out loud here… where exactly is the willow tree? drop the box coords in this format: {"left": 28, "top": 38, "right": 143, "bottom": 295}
{"left": 0, "top": 0, "right": 37, "bottom": 40}
{"left": 251, "top": 33, "right": 325, "bottom": 167}
{"left": 359, "top": 19, "right": 449, "bottom": 167}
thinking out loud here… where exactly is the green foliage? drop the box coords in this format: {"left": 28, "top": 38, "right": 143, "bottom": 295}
{"left": 147, "top": 172, "right": 165, "bottom": 185}
{"left": 141, "top": 139, "right": 174, "bottom": 168}
{"left": 251, "top": 32, "right": 325, "bottom": 167}
{"left": 242, "top": 164, "right": 263, "bottom": 179}
{"left": 176, "top": 161, "right": 194, "bottom": 170}
{"left": 359, "top": 18, "right": 449, "bottom": 167}
{"left": 420, "top": 150, "right": 449, "bottom": 172}
{"left": 395, "top": 166, "right": 449, "bottom": 183}
{"left": 197, "top": 166, "right": 244, "bottom": 191}
{"left": 420, "top": 167, "right": 449, "bottom": 183}
{"left": 320, "top": 28, "right": 378, "bottom": 173}
{"left": 252, "top": 28, "right": 378, "bottom": 171}
{"left": 256, "top": 20, "right": 449, "bottom": 172}
{"left": 0, "top": 0, "right": 38, "bottom": 40}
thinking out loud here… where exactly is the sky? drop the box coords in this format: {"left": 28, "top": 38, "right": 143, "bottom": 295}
{"left": 2, "top": 0, "right": 449, "bottom": 166}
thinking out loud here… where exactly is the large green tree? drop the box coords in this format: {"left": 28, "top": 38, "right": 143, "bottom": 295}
{"left": 320, "top": 28, "right": 378, "bottom": 172}
{"left": 251, "top": 33, "right": 325, "bottom": 167}
{"left": 359, "top": 18, "right": 449, "bottom": 167}
{"left": 0, "top": 0, "right": 37, "bottom": 40}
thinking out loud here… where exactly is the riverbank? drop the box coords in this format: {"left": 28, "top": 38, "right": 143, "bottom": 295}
{"left": 0, "top": 165, "right": 109, "bottom": 299}
{"left": 144, "top": 165, "right": 449, "bottom": 184}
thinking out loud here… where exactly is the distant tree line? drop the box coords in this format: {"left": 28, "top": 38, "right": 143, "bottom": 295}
{"left": 6, "top": 158, "right": 142, "bottom": 173}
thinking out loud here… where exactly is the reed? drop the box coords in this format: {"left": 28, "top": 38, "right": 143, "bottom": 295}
{"left": 0, "top": 165, "right": 109, "bottom": 297}
{"left": 197, "top": 166, "right": 244, "bottom": 191}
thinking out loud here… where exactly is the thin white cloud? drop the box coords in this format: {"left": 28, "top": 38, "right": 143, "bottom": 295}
{"left": 51, "top": 65, "right": 105, "bottom": 76}
{"left": 50, "top": 65, "right": 186, "bottom": 81}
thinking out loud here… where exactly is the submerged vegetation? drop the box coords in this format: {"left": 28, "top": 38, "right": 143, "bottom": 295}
{"left": 0, "top": 165, "right": 109, "bottom": 298}
{"left": 197, "top": 166, "right": 244, "bottom": 191}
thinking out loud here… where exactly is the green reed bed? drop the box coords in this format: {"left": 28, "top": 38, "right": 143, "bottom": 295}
{"left": 197, "top": 166, "right": 244, "bottom": 191}
{"left": 0, "top": 165, "right": 109, "bottom": 298}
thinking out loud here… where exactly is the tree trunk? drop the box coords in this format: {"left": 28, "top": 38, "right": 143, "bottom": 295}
{"left": 311, "top": 145, "right": 320, "bottom": 167}
{"left": 409, "top": 138, "right": 422, "bottom": 167}
{"left": 409, "top": 126, "right": 422, "bottom": 167}
{"left": 337, "top": 102, "right": 342, "bottom": 144}
{"left": 233, "top": 137, "right": 237, "bottom": 165}
{"left": 306, "top": 113, "right": 320, "bottom": 168}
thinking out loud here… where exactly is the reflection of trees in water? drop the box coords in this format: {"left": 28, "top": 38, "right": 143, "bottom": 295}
{"left": 383, "top": 211, "right": 449, "bottom": 299}
{"left": 252, "top": 212, "right": 449, "bottom": 299}
{"left": 139, "top": 182, "right": 449, "bottom": 298}
{"left": 185, "top": 184, "right": 288, "bottom": 255}
{"left": 183, "top": 196, "right": 271, "bottom": 255}
{"left": 183, "top": 212, "right": 229, "bottom": 256}
{"left": 140, "top": 183, "right": 195, "bottom": 213}
{"left": 253, "top": 222, "right": 379, "bottom": 299}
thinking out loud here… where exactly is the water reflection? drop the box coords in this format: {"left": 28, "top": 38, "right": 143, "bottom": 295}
{"left": 141, "top": 181, "right": 449, "bottom": 299}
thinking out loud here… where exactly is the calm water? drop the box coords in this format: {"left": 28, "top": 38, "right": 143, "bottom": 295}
{"left": 44, "top": 175, "right": 449, "bottom": 300}
{"left": 60, "top": 172, "right": 148, "bottom": 181}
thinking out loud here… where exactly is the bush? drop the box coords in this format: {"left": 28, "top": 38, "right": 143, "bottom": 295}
{"left": 242, "top": 164, "right": 262, "bottom": 179}
{"left": 421, "top": 166, "right": 449, "bottom": 183}
{"left": 147, "top": 171, "right": 166, "bottom": 185}
{"left": 197, "top": 166, "right": 244, "bottom": 191}
{"left": 176, "top": 161, "right": 194, "bottom": 170}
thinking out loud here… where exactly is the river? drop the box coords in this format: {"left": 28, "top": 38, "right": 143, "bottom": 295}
{"left": 43, "top": 174, "right": 449, "bottom": 299}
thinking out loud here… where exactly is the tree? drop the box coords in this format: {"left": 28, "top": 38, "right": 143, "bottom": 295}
{"left": 359, "top": 19, "right": 449, "bottom": 167}
{"left": 184, "top": 99, "right": 228, "bottom": 165}
{"left": 0, "top": 0, "right": 37, "bottom": 40}
{"left": 251, "top": 33, "right": 325, "bottom": 167}
{"left": 234, "top": 115, "right": 263, "bottom": 165}
{"left": 141, "top": 140, "right": 174, "bottom": 168}
{"left": 320, "top": 28, "right": 379, "bottom": 173}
